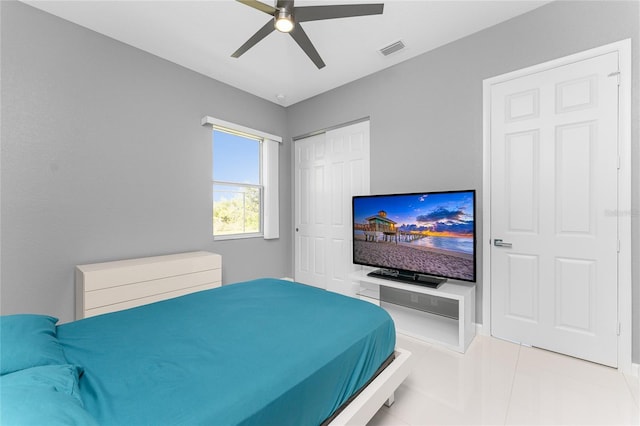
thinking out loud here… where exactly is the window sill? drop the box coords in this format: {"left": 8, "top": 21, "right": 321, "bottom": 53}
{"left": 213, "top": 233, "right": 264, "bottom": 241}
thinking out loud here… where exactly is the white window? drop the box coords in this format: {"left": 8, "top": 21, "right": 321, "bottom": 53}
{"left": 213, "top": 129, "right": 262, "bottom": 237}
{"left": 202, "top": 116, "right": 280, "bottom": 240}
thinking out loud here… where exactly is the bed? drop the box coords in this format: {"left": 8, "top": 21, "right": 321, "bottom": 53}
{"left": 0, "top": 252, "right": 412, "bottom": 426}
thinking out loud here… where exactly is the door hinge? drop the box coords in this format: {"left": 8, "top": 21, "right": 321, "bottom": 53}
{"left": 617, "top": 240, "right": 621, "bottom": 253}
{"left": 608, "top": 71, "right": 621, "bottom": 85}
{"left": 617, "top": 156, "right": 621, "bottom": 170}
{"left": 617, "top": 322, "right": 621, "bottom": 336}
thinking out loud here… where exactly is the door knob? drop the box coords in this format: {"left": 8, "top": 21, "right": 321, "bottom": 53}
{"left": 494, "top": 239, "right": 513, "bottom": 248}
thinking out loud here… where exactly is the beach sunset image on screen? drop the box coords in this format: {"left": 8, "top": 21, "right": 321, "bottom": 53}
{"left": 352, "top": 190, "right": 476, "bottom": 282}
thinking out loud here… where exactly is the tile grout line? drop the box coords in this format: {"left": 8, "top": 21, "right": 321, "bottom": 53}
{"left": 621, "top": 373, "right": 640, "bottom": 410}
{"left": 502, "top": 343, "right": 522, "bottom": 425}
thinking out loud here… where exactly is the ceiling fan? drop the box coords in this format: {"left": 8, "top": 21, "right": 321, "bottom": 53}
{"left": 232, "top": 0, "right": 384, "bottom": 69}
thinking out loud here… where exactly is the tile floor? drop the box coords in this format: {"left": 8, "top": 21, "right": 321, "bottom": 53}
{"left": 368, "top": 333, "right": 640, "bottom": 426}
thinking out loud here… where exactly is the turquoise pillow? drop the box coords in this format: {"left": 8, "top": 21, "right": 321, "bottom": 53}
{"left": 0, "top": 314, "right": 68, "bottom": 375}
{"left": 0, "top": 364, "right": 98, "bottom": 426}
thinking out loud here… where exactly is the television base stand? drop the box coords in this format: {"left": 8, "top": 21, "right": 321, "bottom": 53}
{"left": 352, "top": 270, "right": 476, "bottom": 353}
{"left": 367, "top": 269, "right": 446, "bottom": 288}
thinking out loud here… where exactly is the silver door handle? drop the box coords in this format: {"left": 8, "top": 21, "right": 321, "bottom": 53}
{"left": 494, "top": 239, "right": 512, "bottom": 248}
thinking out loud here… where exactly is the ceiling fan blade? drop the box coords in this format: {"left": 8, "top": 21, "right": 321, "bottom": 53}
{"left": 236, "top": 0, "right": 277, "bottom": 16}
{"left": 231, "top": 20, "right": 276, "bottom": 58}
{"left": 295, "top": 4, "right": 383, "bottom": 22}
{"left": 289, "top": 24, "right": 325, "bottom": 69}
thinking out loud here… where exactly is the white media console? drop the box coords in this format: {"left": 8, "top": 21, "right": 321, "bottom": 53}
{"left": 351, "top": 270, "right": 476, "bottom": 353}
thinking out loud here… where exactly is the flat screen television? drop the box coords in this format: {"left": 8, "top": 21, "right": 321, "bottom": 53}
{"left": 352, "top": 190, "right": 476, "bottom": 288}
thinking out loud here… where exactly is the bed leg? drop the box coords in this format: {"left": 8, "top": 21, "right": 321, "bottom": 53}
{"left": 384, "top": 392, "right": 395, "bottom": 407}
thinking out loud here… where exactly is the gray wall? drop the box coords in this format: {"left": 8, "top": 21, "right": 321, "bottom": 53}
{"left": 1, "top": 1, "right": 638, "bottom": 363}
{"left": 1, "top": 1, "right": 292, "bottom": 323}
{"left": 287, "top": 0, "right": 639, "bottom": 362}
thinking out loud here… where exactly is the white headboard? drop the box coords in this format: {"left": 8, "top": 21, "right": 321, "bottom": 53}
{"left": 75, "top": 251, "right": 222, "bottom": 319}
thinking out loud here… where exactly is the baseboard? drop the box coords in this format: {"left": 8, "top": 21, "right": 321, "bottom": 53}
{"left": 280, "top": 277, "right": 294, "bottom": 282}
{"left": 631, "top": 363, "right": 639, "bottom": 378}
{"left": 475, "top": 323, "right": 489, "bottom": 336}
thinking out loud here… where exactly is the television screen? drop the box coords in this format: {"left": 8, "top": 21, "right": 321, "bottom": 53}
{"left": 352, "top": 190, "right": 476, "bottom": 285}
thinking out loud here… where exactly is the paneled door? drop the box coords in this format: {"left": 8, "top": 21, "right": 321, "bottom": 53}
{"left": 294, "top": 121, "right": 370, "bottom": 295}
{"left": 490, "top": 52, "right": 620, "bottom": 367}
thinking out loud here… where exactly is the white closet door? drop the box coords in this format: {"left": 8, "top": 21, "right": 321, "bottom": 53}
{"left": 294, "top": 121, "right": 370, "bottom": 295}
{"left": 295, "top": 133, "right": 328, "bottom": 289}
{"left": 490, "top": 52, "right": 620, "bottom": 367}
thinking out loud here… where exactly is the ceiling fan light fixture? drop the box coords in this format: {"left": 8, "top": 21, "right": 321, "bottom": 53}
{"left": 274, "top": 9, "right": 294, "bottom": 33}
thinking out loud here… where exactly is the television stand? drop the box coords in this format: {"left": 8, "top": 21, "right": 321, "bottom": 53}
{"left": 367, "top": 269, "right": 446, "bottom": 288}
{"left": 352, "top": 270, "right": 476, "bottom": 353}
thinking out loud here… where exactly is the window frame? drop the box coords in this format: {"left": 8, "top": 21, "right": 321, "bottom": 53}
{"left": 212, "top": 128, "right": 263, "bottom": 240}
{"left": 203, "top": 116, "right": 281, "bottom": 241}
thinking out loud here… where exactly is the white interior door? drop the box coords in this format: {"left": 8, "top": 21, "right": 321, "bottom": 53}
{"left": 490, "top": 52, "right": 620, "bottom": 367}
{"left": 294, "top": 132, "right": 327, "bottom": 289}
{"left": 294, "top": 121, "right": 370, "bottom": 295}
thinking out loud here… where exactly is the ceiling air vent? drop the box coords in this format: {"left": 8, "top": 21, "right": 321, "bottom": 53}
{"left": 379, "top": 40, "right": 405, "bottom": 57}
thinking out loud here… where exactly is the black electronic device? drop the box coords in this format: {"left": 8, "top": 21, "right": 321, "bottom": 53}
{"left": 352, "top": 190, "right": 476, "bottom": 288}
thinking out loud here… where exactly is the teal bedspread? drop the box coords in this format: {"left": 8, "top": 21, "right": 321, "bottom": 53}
{"left": 57, "top": 279, "right": 395, "bottom": 425}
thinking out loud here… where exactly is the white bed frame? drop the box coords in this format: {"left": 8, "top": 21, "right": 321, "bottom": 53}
{"left": 75, "top": 251, "right": 412, "bottom": 425}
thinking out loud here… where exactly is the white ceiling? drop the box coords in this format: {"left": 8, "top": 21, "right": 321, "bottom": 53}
{"left": 24, "top": 0, "right": 552, "bottom": 106}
